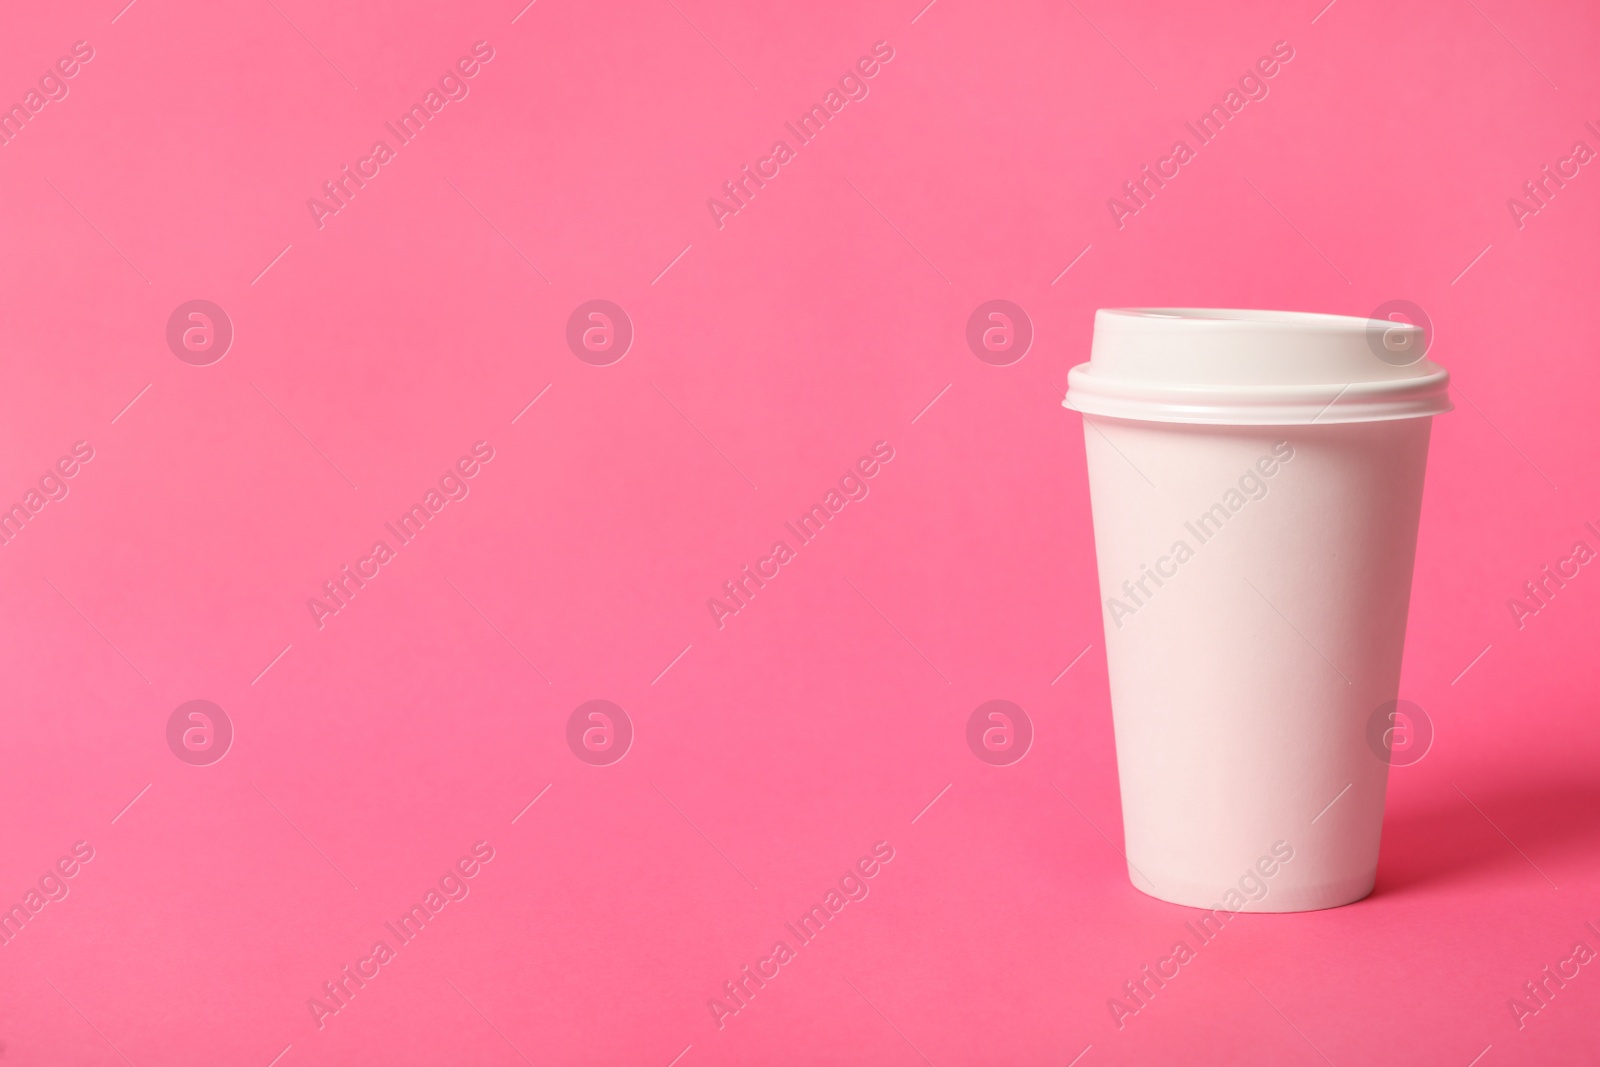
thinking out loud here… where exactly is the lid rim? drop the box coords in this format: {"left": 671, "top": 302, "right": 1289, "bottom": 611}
{"left": 1097, "top": 307, "right": 1426, "bottom": 332}
{"left": 1073, "top": 306, "right": 1451, "bottom": 426}
{"left": 1063, "top": 400, "right": 1453, "bottom": 427}
{"left": 1064, "top": 363, "right": 1451, "bottom": 426}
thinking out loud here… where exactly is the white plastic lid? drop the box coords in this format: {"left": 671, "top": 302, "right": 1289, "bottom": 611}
{"left": 1064, "top": 308, "right": 1452, "bottom": 425}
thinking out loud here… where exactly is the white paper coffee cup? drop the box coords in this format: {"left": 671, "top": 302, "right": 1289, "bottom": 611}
{"left": 1065, "top": 309, "right": 1450, "bottom": 912}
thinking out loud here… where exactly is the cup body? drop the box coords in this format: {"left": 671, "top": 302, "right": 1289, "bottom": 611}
{"left": 1082, "top": 414, "right": 1432, "bottom": 911}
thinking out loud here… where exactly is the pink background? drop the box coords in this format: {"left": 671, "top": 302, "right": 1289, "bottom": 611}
{"left": 3, "top": 0, "right": 1599, "bottom": 1063}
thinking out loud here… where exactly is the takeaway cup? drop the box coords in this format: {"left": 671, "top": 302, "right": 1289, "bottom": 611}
{"left": 1064, "top": 309, "right": 1450, "bottom": 912}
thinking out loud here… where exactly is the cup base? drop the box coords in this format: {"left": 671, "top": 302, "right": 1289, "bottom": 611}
{"left": 1127, "top": 864, "right": 1375, "bottom": 914}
